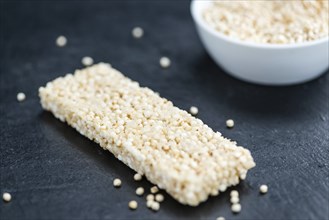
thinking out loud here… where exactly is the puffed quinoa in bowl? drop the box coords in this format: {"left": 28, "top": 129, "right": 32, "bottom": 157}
{"left": 191, "top": 0, "right": 329, "bottom": 85}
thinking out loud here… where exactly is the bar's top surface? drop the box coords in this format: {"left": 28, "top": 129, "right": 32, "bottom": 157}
{"left": 39, "top": 63, "right": 255, "bottom": 206}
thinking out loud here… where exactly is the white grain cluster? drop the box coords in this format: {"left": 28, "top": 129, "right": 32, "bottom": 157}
{"left": 39, "top": 63, "right": 255, "bottom": 206}
{"left": 146, "top": 192, "right": 161, "bottom": 211}
{"left": 230, "top": 189, "right": 241, "bottom": 213}
{"left": 203, "top": 1, "right": 329, "bottom": 44}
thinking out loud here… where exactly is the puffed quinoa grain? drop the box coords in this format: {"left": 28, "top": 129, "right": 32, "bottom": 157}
{"left": 230, "top": 190, "right": 239, "bottom": 197}
{"left": 151, "top": 201, "right": 160, "bottom": 211}
{"left": 230, "top": 196, "right": 239, "bottom": 204}
{"left": 82, "top": 56, "right": 94, "bottom": 66}
{"left": 56, "top": 35, "right": 67, "bottom": 47}
{"left": 146, "top": 194, "right": 154, "bottom": 201}
{"left": 113, "top": 178, "right": 122, "bottom": 187}
{"left": 231, "top": 203, "right": 241, "bottom": 213}
{"left": 189, "top": 106, "right": 198, "bottom": 115}
{"left": 216, "top": 217, "right": 225, "bottom": 220}
{"left": 2, "top": 193, "right": 11, "bottom": 202}
{"left": 159, "top": 57, "right": 171, "bottom": 68}
{"left": 226, "top": 119, "right": 234, "bottom": 128}
{"left": 146, "top": 200, "right": 153, "bottom": 208}
{"left": 136, "top": 187, "right": 144, "bottom": 196}
{"left": 129, "top": 200, "right": 138, "bottom": 210}
{"left": 260, "top": 184, "right": 268, "bottom": 194}
{"left": 134, "top": 173, "right": 142, "bottom": 181}
{"left": 39, "top": 63, "right": 255, "bottom": 206}
{"left": 132, "top": 27, "right": 144, "bottom": 38}
{"left": 155, "top": 194, "right": 164, "bottom": 202}
{"left": 17, "top": 92, "right": 26, "bottom": 102}
{"left": 150, "top": 186, "right": 159, "bottom": 194}
{"left": 203, "top": 1, "right": 329, "bottom": 44}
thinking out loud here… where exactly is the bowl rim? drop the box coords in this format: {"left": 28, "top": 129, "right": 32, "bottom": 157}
{"left": 191, "top": 0, "right": 329, "bottom": 49}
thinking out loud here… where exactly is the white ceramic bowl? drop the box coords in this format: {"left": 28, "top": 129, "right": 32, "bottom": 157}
{"left": 191, "top": 0, "right": 329, "bottom": 85}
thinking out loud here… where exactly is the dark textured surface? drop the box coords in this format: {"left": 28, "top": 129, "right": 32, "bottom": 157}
{"left": 1, "top": 1, "right": 329, "bottom": 220}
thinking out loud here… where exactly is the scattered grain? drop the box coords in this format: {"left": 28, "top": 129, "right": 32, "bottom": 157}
{"left": 113, "top": 178, "right": 122, "bottom": 187}
{"left": 134, "top": 173, "right": 142, "bottom": 181}
{"left": 17, "top": 92, "right": 26, "bottom": 102}
{"left": 150, "top": 186, "right": 159, "bottom": 194}
{"left": 146, "top": 200, "right": 153, "bottom": 208}
{"left": 226, "top": 119, "right": 234, "bottom": 128}
{"left": 159, "top": 57, "right": 171, "bottom": 68}
{"left": 146, "top": 194, "right": 154, "bottom": 201}
{"left": 231, "top": 203, "right": 241, "bottom": 213}
{"left": 189, "top": 106, "right": 199, "bottom": 115}
{"left": 230, "top": 196, "right": 239, "bottom": 204}
{"left": 2, "top": 193, "right": 11, "bottom": 202}
{"left": 136, "top": 187, "right": 144, "bottom": 196}
{"left": 132, "top": 27, "right": 144, "bottom": 38}
{"left": 155, "top": 194, "right": 164, "bottom": 202}
{"left": 260, "top": 184, "right": 268, "bottom": 194}
{"left": 230, "top": 190, "right": 239, "bottom": 197}
{"left": 129, "top": 200, "right": 138, "bottom": 210}
{"left": 82, "top": 56, "right": 94, "bottom": 66}
{"left": 151, "top": 201, "right": 160, "bottom": 211}
{"left": 56, "top": 35, "right": 67, "bottom": 47}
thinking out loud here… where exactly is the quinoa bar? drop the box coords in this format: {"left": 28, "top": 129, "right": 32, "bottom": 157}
{"left": 39, "top": 63, "right": 255, "bottom": 206}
